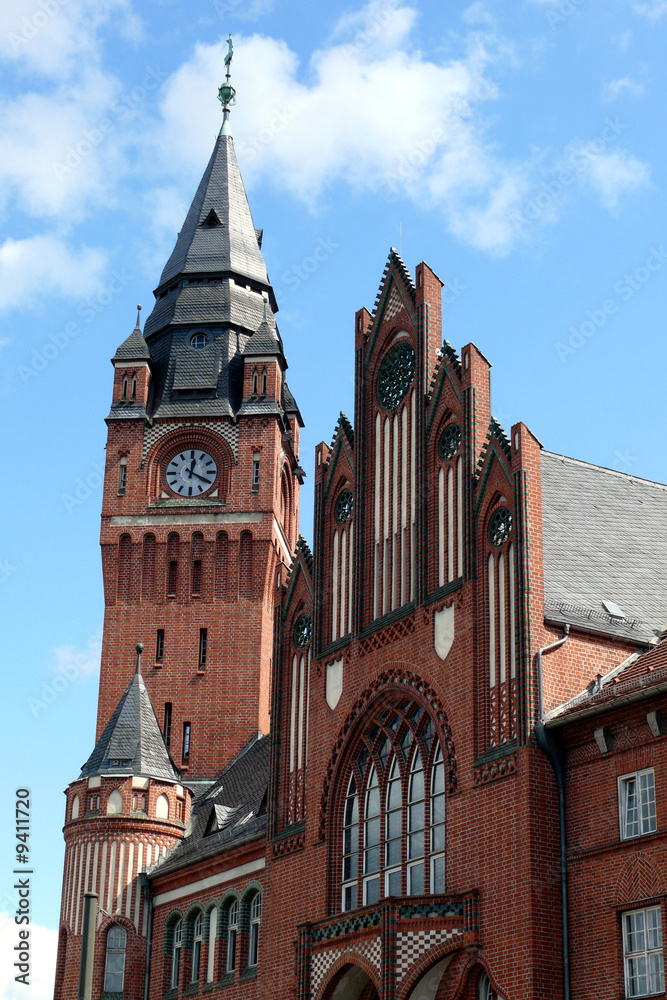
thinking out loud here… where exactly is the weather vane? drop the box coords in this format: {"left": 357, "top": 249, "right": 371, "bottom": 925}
{"left": 218, "top": 34, "right": 236, "bottom": 135}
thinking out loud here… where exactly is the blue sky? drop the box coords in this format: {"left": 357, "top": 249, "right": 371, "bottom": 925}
{"left": 1, "top": 0, "right": 666, "bottom": 993}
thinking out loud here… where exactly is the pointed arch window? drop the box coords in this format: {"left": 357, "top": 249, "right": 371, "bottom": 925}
{"left": 171, "top": 919, "right": 182, "bottom": 988}
{"left": 130, "top": 374, "right": 137, "bottom": 400}
{"left": 191, "top": 912, "right": 203, "bottom": 982}
{"left": 261, "top": 368, "right": 267, "bottom": 396}
{"left": 121, "top": 375, "right": 128, "bottom": 401}
{"left": 226, "top": 900, "right": 238, "bottom": 972}
{"left": 248, "top": 893, "right": 262, "bottom": 967}
{"left": 104, "top": 925, "right": 127, "bottom": 992}
{"left": 339, "top": 700, "right": 448, "bottom": 911}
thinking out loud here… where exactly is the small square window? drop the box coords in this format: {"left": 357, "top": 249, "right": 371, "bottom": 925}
{"left": 623, "top": 905, "right": 665, "bottom": 997}
{"left": 619, "top": 769, "right": 657, "bottom": 841}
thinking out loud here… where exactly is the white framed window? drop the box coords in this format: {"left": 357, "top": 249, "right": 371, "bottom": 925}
{"left": 340, "top": 702, "right": 446, "bottom": 912}
{"left": 226, "top": 900, "right": 238, "bottom": 973}
{"left": 363, "top": 766, "right": 381, "bottom": 905}
{"left": 619, "top": 769, "right": 657, "bottom": 840}
{"left": 623, "top": 905, "right": 665, "bottom": 997}
{"left": 171, "top": 919, "right": 182, "bottom": 989}
{"left": 191, "top": 912, "right": 203, "bottom": 982}
{"left": 248, "top": 893, "right": 262, "bottom": 967}
{"left": 342, "top": 775, "right": 359, "bottom": 911}
{"left": 103, "top": 925, "right": 127, "bottom": 992}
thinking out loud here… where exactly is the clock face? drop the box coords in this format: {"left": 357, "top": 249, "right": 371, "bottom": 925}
{"left": 165, "top": 449, "right": 218, "bottom": 497}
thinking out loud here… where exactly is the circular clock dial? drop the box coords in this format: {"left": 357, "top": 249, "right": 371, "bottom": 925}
{"left": 377, "top": 341, "right": 416, "bottom": 410}
{"left": 166, "top": 449, "right": 218, "bottom": 497}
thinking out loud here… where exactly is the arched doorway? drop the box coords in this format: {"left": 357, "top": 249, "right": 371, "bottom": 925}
{"left": 324, "top": 964, "right": 380, "bottom": 1000}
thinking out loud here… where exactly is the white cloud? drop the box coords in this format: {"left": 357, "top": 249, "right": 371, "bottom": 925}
{"left": 53, "top": 629, "right": 103, "bottom": 678}
{"left": 602, "top": 76, "right": 644, "bottom": 101}
{"left": 571, "top": 144, "right": 651, "bottom": 208}
{"left": 0, "top": 913, "right": 57, "bottom": 1000}
{"left": 0, "top": 235, "right": 106, "bottom": 312}
{"left": 0, "top": 69, "right": 129, "bottom": 221}
{"left": 633, "top": 0, "right": 667, "bottom": 19}
{"left": 0, "top": 0, "right": 141, "bottom": 78}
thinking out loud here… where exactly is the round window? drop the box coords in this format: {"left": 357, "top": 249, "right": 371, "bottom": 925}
{"left": 488, "top": 507, "right": 512, "bottom": 547}
{"left": 294, "top": 613, "right": 312, "bottom": 649}
{"left": 439, "top": 423, "right": 461, "bottom": 461}
{"left": 377, "top": 341, "right": 416, "bottom": 410}
{"left": 190, "top": 333, "right": 208, "bottom": 349}
{"left": 335, "top": 489, "right": 354, "bottom": 524}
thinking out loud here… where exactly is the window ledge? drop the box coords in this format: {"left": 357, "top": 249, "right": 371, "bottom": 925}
{"left": 154, "top": 662, "right": 163, "bottom": 669}
{"left": 163, "top": 990, "right": 178, "bottom": 1000}
{"left": 183, "top": 984, "right": 199, "bottom": 997}
{"left": 239, "top": 967, "right": 257, "bottom": 983}
{"left": 473, "top": 739, "right": 517, "bottom": 768}
{"left": 215, "top": 973, "right": 235, "bottom": 988}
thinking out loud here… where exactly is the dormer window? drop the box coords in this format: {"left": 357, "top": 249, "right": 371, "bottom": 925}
{"left": 190, "top": 333, "right": 208, "bottom": 349}
{"left": 201, "top": 209, "right": 221, "bottom": 228}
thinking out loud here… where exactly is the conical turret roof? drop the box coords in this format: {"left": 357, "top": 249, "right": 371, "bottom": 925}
{"left": 79, "top": 658, "right": 180, "bottom": 782}
{"left": 159, "top": 134, "right": 269, "bottom": 290}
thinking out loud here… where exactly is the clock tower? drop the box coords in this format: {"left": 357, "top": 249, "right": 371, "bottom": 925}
{"left": 97, "top": 63, "right": 303, "bottom": 782}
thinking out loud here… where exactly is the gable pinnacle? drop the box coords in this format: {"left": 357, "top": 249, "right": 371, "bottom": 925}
{"left": 135, "top": 642, "right": 144, "bottom": 676}
{"left": 218, "top": 34, "right": 236, "bottom": 137}
{"left": 135, "top": 304, "right": 142, "bottom": 331}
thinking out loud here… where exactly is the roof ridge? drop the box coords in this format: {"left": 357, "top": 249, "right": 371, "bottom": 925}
{"left": 542, "top": 450, "right": 667, "bottom": 491}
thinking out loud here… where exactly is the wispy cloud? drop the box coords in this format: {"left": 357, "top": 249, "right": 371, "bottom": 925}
{"left": 0, "top": 236, "right": 106, "bottom": 312}
{"left": 633, "top": 0, "right": 667, "bottom": 19}
{"left": 149, "top": 4, "right": 651, "bottom": 255}
{"left": 602, "top": 76, "right": 644, "bottom": 101}
{"left": 572, "top": 145, "right": 651, "bottom": 208}
{"left": 0, "top": 913, "right": 57, "bottom": 1000}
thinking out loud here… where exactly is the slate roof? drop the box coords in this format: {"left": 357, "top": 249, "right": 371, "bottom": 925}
{"left": 159, "top": 135, "right": 269, "bottom": 289}
{"left": 541, "top": 451, "right": 667, "bottom": 644}
{"left": 148, "top": 734, "right": 269, "bottom": 879}
{"left": 112, "top": 325, "right": 151, "bottom": 362}
{"left": 79, "top": 665, "right": 180, "bottom": 782}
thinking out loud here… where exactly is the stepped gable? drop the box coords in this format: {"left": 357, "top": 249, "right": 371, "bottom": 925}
{"left": 79, "top": 663, "right": 180, "bottom": 783}
{"left": 148, "top": 735, "right": 269, "bottom": 878}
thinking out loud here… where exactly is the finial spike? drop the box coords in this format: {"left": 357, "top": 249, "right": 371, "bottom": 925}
{"left": 218, "top": 34, "right": 236, "bottom": 137}
{"left": 135, "top": 304, "right": 142, "bottom": 331}
{"left": 135, "top": 643, "right": 144, "bottom": 675}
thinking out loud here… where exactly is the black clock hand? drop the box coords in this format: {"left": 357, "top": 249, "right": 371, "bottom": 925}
{"left": 187, "top": 459, "right": 196, "bottom": 478}
{"left": 190, "top": 471, "right": 212, "bottom": 484}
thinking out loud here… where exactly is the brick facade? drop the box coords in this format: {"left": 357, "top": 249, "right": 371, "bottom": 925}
{"left": 55, "top": 115, "right": 667, "bottom": 1000}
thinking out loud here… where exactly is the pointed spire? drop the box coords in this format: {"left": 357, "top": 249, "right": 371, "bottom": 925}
{"left": 218, "top": 35, "right": 236, "bottom": 137}
{"left": 79, "top": 644, "right": 180, "bottom": 782}
{"left": 111, "top": 308, "right": 151, "bottom": 363}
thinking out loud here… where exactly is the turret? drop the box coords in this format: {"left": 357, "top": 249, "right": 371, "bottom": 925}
{"left": 54, "top": 645, "right": 190, "bottom": 1000}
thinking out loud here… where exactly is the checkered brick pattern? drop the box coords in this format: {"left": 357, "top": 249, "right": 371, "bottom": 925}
{"left": 383, "top": 285, "right": 404, "bottom": 323}
{"left": 311, "top": 936, "right": 382, "bottom": 998}
{"left": 396, "top": 928, "right": 462, "bottom": 980}
{"left": 142, "top": 420, "right": 239, "bottom": 463}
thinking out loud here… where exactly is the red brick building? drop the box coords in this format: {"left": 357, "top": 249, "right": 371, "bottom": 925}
{"left": 54, "top": 67, "right": 667, "bottom": 1000}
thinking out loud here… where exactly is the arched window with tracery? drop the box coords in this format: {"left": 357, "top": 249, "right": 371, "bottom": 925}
{"left": 338, "top": 698, "right": 447, "bottom": 911}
